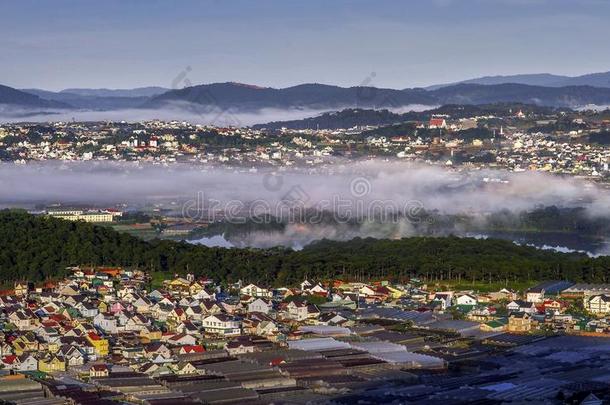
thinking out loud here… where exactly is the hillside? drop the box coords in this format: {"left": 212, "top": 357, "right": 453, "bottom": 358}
{"left": 59, "top": 87, "right": 169, "bottom": 98}
{"left": 0, "top": 84, "right": 71, "bottom": 109}
{"left": 428, "top": 70, "right": 610, "bottom": 89}
{"left": 251, "top": 108, "right": 408, "bottom": 130}
{"left": 430, "top": 83, "right": 610, "bottom": 107}
{"left": 21, "top": 89, "right": 150, "bottom": 110}
{"left": 253, "top": 103, "right": 562, "bottom": 130}
{"left": 1, "top": 211, "right": 608, "bottom": 286}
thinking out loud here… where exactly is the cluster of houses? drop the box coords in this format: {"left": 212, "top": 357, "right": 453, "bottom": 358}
{"left": 2, "top": 268, "right": 610, "bottom": 380}
{"left": 0, "top": 121, "right": 337, "bottom": 166}
{"left": 0, "top": 269, "right": 350, "bottom": 376}
{"left": 440, "top": 282, "right": 610, "bottom": 334}
{"left": 4, "top": 113, "right": 610, "bottom": 180}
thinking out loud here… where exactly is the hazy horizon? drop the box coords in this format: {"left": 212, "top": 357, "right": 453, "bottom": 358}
{"left": 13, "top": 71, "right": 610, "bottom": 93}
{"left": 2, "top": 0, "right": 610, "bottom": 91}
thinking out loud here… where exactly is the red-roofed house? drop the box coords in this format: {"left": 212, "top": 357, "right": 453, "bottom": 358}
{"left": 179, "top": 345, "right": 205, "bottom": 354}
{"left": 429, "top": 118, "right": 447, "bottom": 129}
{"left": 90, "top": 364, "right": 110, "bottom": 378}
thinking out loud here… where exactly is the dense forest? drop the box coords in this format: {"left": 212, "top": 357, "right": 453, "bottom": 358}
{"left": 192, "top": 206, "right": 610, "bottom": 241}
{"left": 1, "top": 210, "right": 610, "bottom": 286}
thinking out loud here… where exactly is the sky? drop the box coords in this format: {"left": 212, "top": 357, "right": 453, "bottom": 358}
{"left": 1, "top": 0, "right": 610, "bottom": 91}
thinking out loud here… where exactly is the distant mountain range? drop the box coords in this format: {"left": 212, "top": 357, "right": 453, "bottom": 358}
{"left": 19, "top": 88, "right": 159, "bottom": 110}
{"left": 0, "top": 85, "right": 70, "bottom": 109}
{"left": 2, "top": 71, "right": 610, "bottom": 117}
{"left": 427, "top": 71, "right": 610, "bottom": 89}
{"left": 144, "top": 82, "right": 435, "bottom": 110}
{"left": 58, "top": 87, "right": 169, "bottom": 98}
{"left": 146, "top": 82, "right": 610, "bottom": 110}
{"left": 429, "top": 83, "right": 610, "bottom": 106}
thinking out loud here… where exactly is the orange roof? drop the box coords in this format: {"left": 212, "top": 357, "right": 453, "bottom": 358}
{"left": 98, "top": 268, "right": 122, "bottom": 276}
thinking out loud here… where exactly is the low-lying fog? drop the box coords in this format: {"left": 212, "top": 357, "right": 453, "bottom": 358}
{"left": 1, "top": 160, "right": 606, "bottom": 211}
{"left": 0, "top": 103, "right": 436, "bottom": 126}
{"left": 2, "top": 160, "right": 610, "bottom": 256}
{"left": 0, "top": 160, "right": 610, "bottom": 207}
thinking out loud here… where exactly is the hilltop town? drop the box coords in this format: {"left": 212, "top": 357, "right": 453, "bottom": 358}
{"left": 2, "top": 105, "right": 610, "bottom": 180}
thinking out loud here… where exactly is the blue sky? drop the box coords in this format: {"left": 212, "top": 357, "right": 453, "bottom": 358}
{"left": 1, "top": 0, "right": 610, "bottom": 90}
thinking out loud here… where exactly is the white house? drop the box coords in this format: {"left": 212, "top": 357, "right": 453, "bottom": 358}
{"left": 76, "top": 302, "right": 99, "bottom": 318}
{"left": 59, "top": 346, "right": 86, "bottom": 366}
{"left": 240, "top": 284, "right": 272, "bottom": 298}
{"left": 306, "top": 284, "right": 328, "bottom": 296}
{"left": 359, "top": 285, "right": 377, "bottom": 297}
{"left": 456, "top": 294, "right": 478, "bottom": 306}
{"left": 318, "top": 312, "right": 348, "bottom": 326}
{"left": 225, "top": 338, "right": 256, "bottom": 355}
{"left": 170, "top": 362, "right": 198, "bottom": 376}
{"left": 17, "top": 354, "right": 38, "bottom": 371}
{"left": 167, "top": 333, "right": 198, "bottom": 346}
{"left": 8, "top": 310, "right": 37, "bottom": 331}
{"left": 433, "top": 293, "right": 452, "bottom": 310}
{"left": 585, "top": 294, "right": 610, "bottom": 315}
{"left": 526, "top": 287, "right": 545, "bottom": 303}
{"left": 90, "top": 364, "right": 110, "bottom": 378}
{"left": 93, "top": 313, "right": 119, "bottom": 334}
{"left": 256, "top": 320, "right": 279, "bottom": 337}
{"left": 133, "top": 296, "right": 153, "bottom": 314}
{"left": 123, "top": 313, "right": 150, "bottom": 332}
{"left": 507, "top": 300, "right": 537, "bottom": 314}
{"left": 193, "top": 288, "right": 216, "bottom": 301}
{"left": 286, "top": 301, "right": 309, "bottom": 321}
{"left": 247, "top": 298, "right": 273, "bottom": 314}
{"left": 202, "top": 314, "right": 241, "bottom": 336}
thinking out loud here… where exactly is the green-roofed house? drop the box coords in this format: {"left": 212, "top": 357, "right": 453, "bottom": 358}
{"left": 481, "top": 318, "right": 508, "bottom": 332}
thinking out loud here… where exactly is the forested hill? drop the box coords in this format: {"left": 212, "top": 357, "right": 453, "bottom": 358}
{"left": 1, "top": 210, "right": 610, "bottom": 286}
{"left": 252, "top": 108, "right": 406, "bottom": 131}
{"left": 252, "top": 103, "right": 561, "bottom": 131}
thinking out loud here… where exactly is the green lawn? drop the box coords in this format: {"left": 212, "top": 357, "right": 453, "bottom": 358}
{"left": 149, "top": 271, "right": 172, "bottom": 290}
{"left": 110, "top": 224, "right": 159, "bottom": 241}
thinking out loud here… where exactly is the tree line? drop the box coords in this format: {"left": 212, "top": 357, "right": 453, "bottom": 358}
{"left": 1, "top": 210, "right": 609, "bottom": 287}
